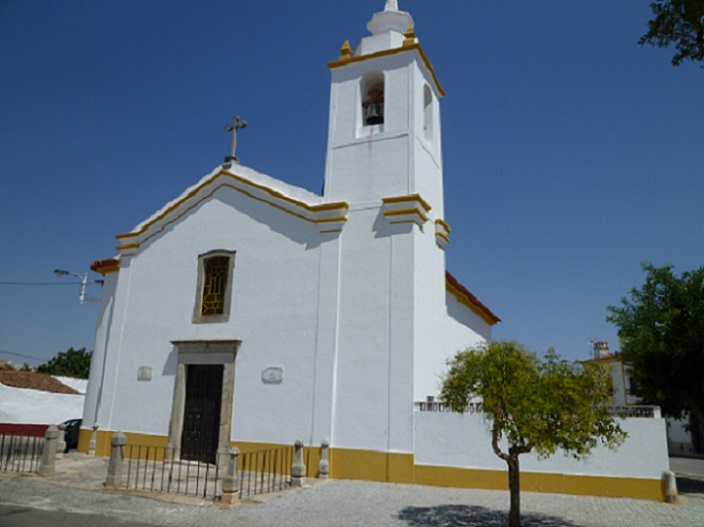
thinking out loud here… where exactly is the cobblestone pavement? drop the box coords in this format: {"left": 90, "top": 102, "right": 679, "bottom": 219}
{"left": 1, "top": 455, "right": 703, "bottom": 527}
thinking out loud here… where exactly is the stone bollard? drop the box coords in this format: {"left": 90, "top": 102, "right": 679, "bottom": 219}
{"left": 166, "top": 440, "right": 176, "bottom": 463}
{"left": 38, "top": 425, "right": 60, "bottom": 477}
{"left": 291, "top": 440, "right": 306, "bottom": 487}
{"left": 318, "top": 439, "right": 329, "bottom": 479}
{"left": 89, "top": 423, "right": 99, "bottom": 456}
{"left": 663, "top": 470, "right": 678, "bottom": 503}
{"left": 221, "top": 447, "right": 240, "bottom": 505}
{"left": 56, "top": 423, "right": 67, "bottom": 458}
{"left": 105, "top": 431, "right": 127, "bottom": 489}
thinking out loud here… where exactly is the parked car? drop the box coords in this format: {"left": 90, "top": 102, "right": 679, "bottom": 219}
{"left": 62, "top": 418, "right": 82, "bottom": 452}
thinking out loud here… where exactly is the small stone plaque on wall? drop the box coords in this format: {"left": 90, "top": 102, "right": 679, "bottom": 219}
{"left": 137, "top": 366, "right": 153, "bottom": 381}
{"left": 262, "top": 366, "right": 283, "bottom": 384}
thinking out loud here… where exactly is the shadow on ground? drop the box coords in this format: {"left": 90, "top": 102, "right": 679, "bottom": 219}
{"left": 398, "top": 504, "right": 581, "bottom": 527}
{"left": 677, "top": 476, "right": 704, "bottom": 495}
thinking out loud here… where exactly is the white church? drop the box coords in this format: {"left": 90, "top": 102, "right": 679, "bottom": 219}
{"left": 82, "top": 1, "right": 669, "bottom": 500}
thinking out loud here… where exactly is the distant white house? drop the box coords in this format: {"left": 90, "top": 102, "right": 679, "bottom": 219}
{"left": 81, "top": 1, "right": 671, "bottom": 500}
{"left": 585, "top": 341, "right": 702, "bottom": 456}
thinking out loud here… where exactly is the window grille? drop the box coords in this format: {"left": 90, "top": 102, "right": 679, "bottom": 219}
{"left": 201, "top": 256, "right": 229, "bottom": 316}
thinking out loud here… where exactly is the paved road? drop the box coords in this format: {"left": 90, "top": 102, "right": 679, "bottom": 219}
{"left": 1, "top": 454, "right": 702, "bottom": 527}
{"left": 2, "top": 471, "right": 704, "bottom": 527}
{"left": 670, "top": 456, "right": 704, "bottom": 478}
{"left": 0, "top": 504, "right": 162, "bottom": 527}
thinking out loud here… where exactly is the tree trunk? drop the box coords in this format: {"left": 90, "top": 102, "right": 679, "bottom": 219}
{"left": 507, "top": 452, "right": 521, "bottom": 527}
{"left": 688, "top": 399, "right": 704, "bottom": 433}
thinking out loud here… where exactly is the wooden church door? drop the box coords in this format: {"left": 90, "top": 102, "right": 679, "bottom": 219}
{"left": 181, "top": 364, "right": 223, "bottom": 464}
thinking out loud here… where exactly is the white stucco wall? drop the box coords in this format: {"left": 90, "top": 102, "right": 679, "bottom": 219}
{"left": 91, "top": 180, "right": 325, "bottom": 444}
{"left": 0, "top": 382, "right": 85, "bottom": 425}
{"left": 415, "top": 410, "right": 669, "bottom": 480}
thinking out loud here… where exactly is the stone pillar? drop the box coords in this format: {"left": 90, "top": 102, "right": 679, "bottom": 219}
{"left": 38, "top": 425, "right": 60, "bottom": 477}
{"left": 89, "top": 424, "right": 99, "bottom": 456}
{"left": 105, "top": 431, "right": 127, "bottom": 489}
{"left": 221, "top": 447, "right": 240, "bottom": 505}
{"left": 166, "top": 440, "right": 176, "bottom": 463}
{"left": 56, "top": 423, "right": 67, "bottom": 458}
{"left": 663, "top": 470, "right": 678, "bottom": 503}
{"left": 318, "top": 439, "right": 329, "bottom": 479}
{"left": 291, "top": 440, "right": 306, "bottom": 487}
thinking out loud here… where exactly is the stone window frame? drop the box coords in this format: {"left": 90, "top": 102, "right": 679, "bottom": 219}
{"left": 192, "top": 249, "right": 236, "bottom": 324}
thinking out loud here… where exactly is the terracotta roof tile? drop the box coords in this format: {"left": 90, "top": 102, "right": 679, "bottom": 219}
{"left": 446, "top": 271, "right": 501, "bottom": 325}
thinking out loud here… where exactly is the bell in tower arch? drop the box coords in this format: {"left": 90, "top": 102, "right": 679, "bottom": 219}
{"left": 363, "top": 84, "right": 384, "bottom": 125}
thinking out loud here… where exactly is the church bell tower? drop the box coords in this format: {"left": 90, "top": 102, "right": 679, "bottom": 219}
{"left": 323, "top": 0, "right": 445, "bottom": 218}
{"left": 314, "top": 1, "right": 452, "bottom": 464}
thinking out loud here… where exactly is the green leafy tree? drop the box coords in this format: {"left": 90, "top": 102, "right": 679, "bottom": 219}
{"left": 640, "top": 0, "right": 704, "bottom": 66}
{"left": 607, "top": 263, "right": 704, "bottom": 430}
{"left": 37, "top": 347, "right": 92, "bottom": 379}
{"left": 440, "top": 341, "right": 626, "bottom": 527}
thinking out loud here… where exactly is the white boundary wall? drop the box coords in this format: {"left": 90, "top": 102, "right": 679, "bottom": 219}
{"left": 0, "top": 382, "right": 85, "bottom": 425}
{"left": 415, "top": 410, "right": 669, "bottom": 479}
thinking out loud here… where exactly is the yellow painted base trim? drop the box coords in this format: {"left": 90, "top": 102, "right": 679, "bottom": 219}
{"left": 329, "top": 448, "right": 415, "bottom": 484}
{"left": 75, "top": 431, "right": 664, "bottom": 501}
{"left": 77, "top": 429, "right": 169, "bottom": 457}
{"left": 415, "top": 464, "right": 665, "bottom": 501}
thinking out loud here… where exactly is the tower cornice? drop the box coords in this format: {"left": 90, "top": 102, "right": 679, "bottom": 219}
{"left": 327, "top": 43, "right": 445, "bottom": 97}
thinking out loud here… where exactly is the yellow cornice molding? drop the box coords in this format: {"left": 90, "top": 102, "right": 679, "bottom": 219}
{"left": 382, "top": 193, "right": 432, "bottom": 212}
{"left": 116, "top": 169, "right": 349, "bottom": 251}
{"left": 434, "top": 218, "right": 450, "bottom": 233}
{"left": 434, "top": 218, "right": 450, "bottom": 249}
{"left": 381, "top": 193, "right": 433, "bottom": 230}
{"left": 327, "top": 43, "right": 445, "bottom": 97}
{"left": 384, "top": 207, "right": 430, "bottom": 222}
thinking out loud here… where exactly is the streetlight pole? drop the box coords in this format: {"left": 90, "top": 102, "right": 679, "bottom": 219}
{"left": 54, "top": 269, "right": 88, "bottom": 304}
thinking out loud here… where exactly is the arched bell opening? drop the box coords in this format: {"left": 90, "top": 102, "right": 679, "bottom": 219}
{"left": 361, "top": 71, "right": 385, "bottom": 126}
{"left": 423, "top": 84, "right": 434, "bottom": 143}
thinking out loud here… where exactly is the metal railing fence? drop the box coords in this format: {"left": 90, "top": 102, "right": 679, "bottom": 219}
{"left": 414, "top": 401, "right": 484, "bottom": 413}
{"left": 0, "top": 433, "right": 44, "bottom": 474}
{"left": 121, "top": 443, "right": 301, "bottom": 500}
{"left": 123, "top": 445, "right": 224, "bottom": 499}
{"left": 415, "top": 401, "right": 662, "bottom": 418}
{"left": 238, "top": 445, "right": 295, "bottom": 497}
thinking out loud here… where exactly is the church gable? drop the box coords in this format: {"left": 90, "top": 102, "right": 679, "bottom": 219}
{"left": 115, "top": 165, "right": 349, "bottom": 257}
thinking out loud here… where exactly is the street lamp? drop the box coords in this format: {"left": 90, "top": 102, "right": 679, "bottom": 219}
{"left": 54, "top": 269, "right": 103, "bottom": 304}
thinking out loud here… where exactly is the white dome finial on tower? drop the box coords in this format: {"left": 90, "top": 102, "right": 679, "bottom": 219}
{"left": 367, "top": 0, "right": 413, "bottom": 41}
{"left": 384, "top": 0, "right": 399, "bottom": 12}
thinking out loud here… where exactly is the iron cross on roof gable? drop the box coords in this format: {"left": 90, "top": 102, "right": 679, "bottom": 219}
{"left": 223, "top": 115, "right": 247, "bottom": 167}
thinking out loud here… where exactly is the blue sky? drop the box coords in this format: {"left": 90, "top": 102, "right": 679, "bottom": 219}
{"left": 1, "top": 0, "right": 702, "bottom": 367}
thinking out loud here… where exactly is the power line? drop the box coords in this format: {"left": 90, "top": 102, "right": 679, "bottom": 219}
{"left": 0, "top": 348, "right": 44, "bottom": 362}
{"left": 0, "top": 281, "right": 81, "bottom": 286}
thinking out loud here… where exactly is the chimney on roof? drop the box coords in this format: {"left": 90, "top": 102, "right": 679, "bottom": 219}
{"left": 593, "top": 341, "right": 610, "bottom": 359}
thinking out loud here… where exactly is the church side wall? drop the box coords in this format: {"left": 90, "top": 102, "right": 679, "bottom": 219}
{"left": 411, "top": 291, "right": 490, "bottom": 401}
{"left": 412, "top": 223, "right": 454, "bottom": 402}
{"left": 82, "top": 270, "right": 118, "bottom": 429}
